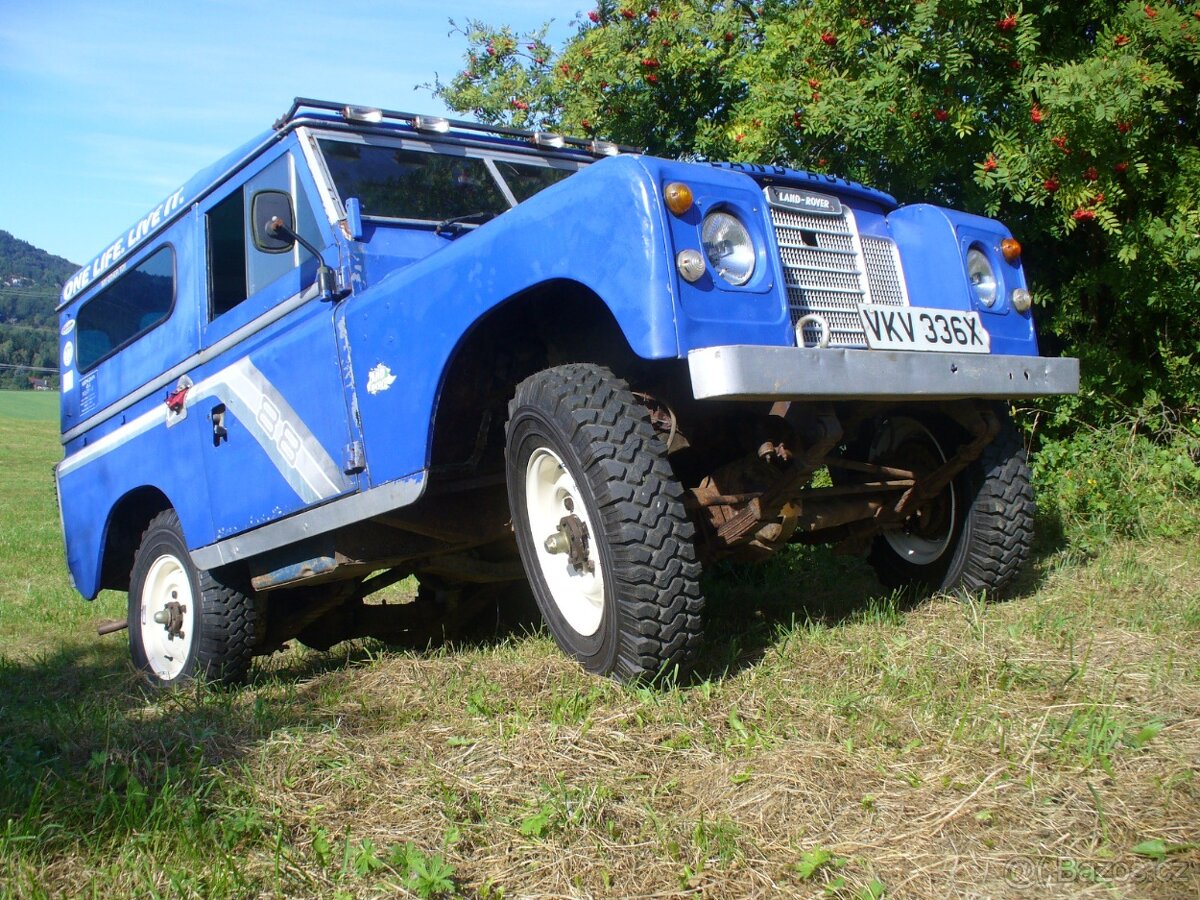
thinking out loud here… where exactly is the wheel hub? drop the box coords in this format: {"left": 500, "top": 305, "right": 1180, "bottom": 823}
{"left": 140, "top": 553, "right": 198, "bottom": 681}
{"left": 152, "top": 599, "right": 187, "bottom": 640}
{"left": 525, "top": 446, "right": 606, "bottom": 637}
{"left": 543, "top": 514, "right": 594, "bottom": 574}
{"left": 872, "top": 418, "right": 956, "bottom": 565}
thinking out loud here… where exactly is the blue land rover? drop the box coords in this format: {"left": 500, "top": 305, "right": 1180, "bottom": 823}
{"left": 56, "top": 98, "right": 1078, "bottom": 685}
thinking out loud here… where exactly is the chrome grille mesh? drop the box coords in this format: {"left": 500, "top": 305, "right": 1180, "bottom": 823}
{"left": 861, "top": 237, "right": 907, "bottom": 308}
{"left": 769, "top": 200, "right": 907, "bottom": 348}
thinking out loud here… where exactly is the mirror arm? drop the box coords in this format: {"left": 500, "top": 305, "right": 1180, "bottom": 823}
{"left": 266, "top": 217, "right": 347, "bottom": 302}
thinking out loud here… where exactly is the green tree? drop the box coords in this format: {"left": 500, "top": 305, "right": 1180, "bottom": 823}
{"left": 434, "top": 1, "right": 1200, "bottom": 418}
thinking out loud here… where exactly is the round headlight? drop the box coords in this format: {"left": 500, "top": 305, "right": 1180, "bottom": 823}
{"left": 701, "top": 211, "right": 755, "bottom": 286}
{"left": 966, "top": 247, "right": 998, "bottom": 308}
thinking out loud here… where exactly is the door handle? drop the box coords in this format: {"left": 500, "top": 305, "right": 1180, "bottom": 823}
{"left": 211, "top": 404, "right": 228, "bottom": 446}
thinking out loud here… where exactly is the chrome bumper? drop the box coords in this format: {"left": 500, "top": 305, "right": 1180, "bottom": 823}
{"left": 688, "top": 346, "right": 1080, "bottom": 402}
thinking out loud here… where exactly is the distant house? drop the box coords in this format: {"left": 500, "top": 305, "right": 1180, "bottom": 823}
{"left": 27, "top": 376, "right": 51, "bottom": 390}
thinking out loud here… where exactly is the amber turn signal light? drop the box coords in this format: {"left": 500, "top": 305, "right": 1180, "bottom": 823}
{"left": 1000, "top": 238, "right": 1022, "bottom": 262}
{"left": 664, "top": 182, "right": 694, "bottom": 216}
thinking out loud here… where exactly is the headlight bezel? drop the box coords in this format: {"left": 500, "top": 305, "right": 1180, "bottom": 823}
{"left": 966, "top": 245, "right": 999, "bottom": 309}
{"left": 700, "top": 210, "right": 756, "bottom": 287}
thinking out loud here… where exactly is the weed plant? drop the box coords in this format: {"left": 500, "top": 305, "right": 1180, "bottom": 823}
{"left": 1025, "top": 402, "right": 1200, "bottom": 557}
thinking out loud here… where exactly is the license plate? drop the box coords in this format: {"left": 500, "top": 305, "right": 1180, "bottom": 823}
{"left": 859, "top": 304, "right": 990, "bottom": 353}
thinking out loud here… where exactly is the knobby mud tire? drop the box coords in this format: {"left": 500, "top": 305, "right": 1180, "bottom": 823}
{"left": 506, "top": 364, "right": 704, "bottom": 682}
{"left": 868, "top": 411, "right": 1034, "bottom": 598}
{"left": 128, "top": 509, "right": 257, "bottom": 687}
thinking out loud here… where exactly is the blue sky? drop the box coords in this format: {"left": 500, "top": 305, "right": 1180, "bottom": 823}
{"left": 0, "top": 0, "right": 577, "bottom": 266}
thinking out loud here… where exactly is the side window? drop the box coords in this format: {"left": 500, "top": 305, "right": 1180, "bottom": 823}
{"left": 76, "top": 246, "right": 175, "bottom": 371}
{"left": 206, "top": 153, "right": 322, "bottom": 319}
{"left": 493, "top": 160, "right": 577, "bottom": 202}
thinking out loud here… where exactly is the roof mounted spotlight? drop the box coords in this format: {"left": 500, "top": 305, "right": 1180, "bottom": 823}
{"left": 590, "top": 139, "right": 620, "bottom": 157}
{"left": 342, "top": 105, "right": 384, "bottom": 124}
{"left": 531, "top": 132, "right": 566, "bottom": 149}
{"left": 413, "top": 115, "right": 451, "bottom": 134}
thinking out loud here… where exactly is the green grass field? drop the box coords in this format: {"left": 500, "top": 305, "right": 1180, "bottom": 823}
{"left": 1, "top": 396, "right": 1197, "bottom": 898}
{"left": 0, "top": 390, "right": 58, "bottom": 422}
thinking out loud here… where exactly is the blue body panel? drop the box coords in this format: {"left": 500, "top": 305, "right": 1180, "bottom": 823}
{"left": 55, "top": 109, "right": 1048, "bottom": 600}
{"left": 344, "top": 154, "right": 681, "bottom": 485}
{"left": 886, "top": 204, "right": 1037, "bottom": 355}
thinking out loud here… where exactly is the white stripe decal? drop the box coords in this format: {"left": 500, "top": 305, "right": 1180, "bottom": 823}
{"left": 58, "top": 358, "right": 348, "bottom": 505}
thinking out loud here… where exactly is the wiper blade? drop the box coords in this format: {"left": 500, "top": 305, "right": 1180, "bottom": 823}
{"left": 435, "top": 211, "right": 498, "bottom": 235}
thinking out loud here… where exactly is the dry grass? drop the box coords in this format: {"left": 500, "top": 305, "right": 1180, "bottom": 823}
{"left": 2, "top": 395, "right": 1198, "bottom": 897}
{"left": 201, "top": 540, "right": 1198, "bottom": 899}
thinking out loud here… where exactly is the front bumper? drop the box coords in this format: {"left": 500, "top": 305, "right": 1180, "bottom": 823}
{"left": 688, "top": 346, "right": 1080, "bottom": 401}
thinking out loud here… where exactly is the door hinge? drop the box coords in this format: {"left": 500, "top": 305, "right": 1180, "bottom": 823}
{"left": 343, "top": 440, "right": 366, "bottom": 474}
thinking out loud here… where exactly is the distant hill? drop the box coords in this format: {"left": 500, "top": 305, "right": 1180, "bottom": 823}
{"left": 0, "top": 230, "right": 77, "bottom": 388}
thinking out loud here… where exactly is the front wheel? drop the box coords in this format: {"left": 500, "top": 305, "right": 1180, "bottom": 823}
{"left": 505, "top": 364, "right": 704, "bottom": 682}
{"left": 866, "top": 410, "right": 1034, "bottom": 597}
{"left": 128, "top": 510, "right": 257, "bottom": 687}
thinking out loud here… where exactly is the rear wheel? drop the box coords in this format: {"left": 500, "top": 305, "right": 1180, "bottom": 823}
{"left": 866, "top": 410, "right": 1034, "bottom": 597}
{"left": 506, "top": 364, "right": 703, "bottom": 682}
{"left": 128, "top": 510, "right": 256, "bottom": 686}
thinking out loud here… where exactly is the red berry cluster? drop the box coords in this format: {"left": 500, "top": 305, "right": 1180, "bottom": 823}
{"left": 820, "top": 32, "right": 837, "bottom": 46}
{"left": 997, "top": 14, "right": 1018, "bottom": 30}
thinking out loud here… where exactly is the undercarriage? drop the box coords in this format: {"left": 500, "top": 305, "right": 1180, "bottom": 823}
{"left": 237, "top": 392, "right": 1021, "bottom": 656}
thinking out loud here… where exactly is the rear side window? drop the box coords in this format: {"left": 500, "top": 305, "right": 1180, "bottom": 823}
{"left": 76, "top": 246, "right": 175, "bottom": 371}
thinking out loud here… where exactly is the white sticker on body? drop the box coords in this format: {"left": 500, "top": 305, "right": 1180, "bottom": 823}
{"left": 366, "top": 363, "right": 397, "bottom": 395}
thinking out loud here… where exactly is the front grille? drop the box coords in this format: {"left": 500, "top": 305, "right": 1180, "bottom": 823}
{"left": 768, "top": 199, "right": 907, "bottom": 348}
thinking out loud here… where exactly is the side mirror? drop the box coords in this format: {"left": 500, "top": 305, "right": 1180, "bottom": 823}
{"left": 251, "top": 191, "right": 295, "bottom": 253}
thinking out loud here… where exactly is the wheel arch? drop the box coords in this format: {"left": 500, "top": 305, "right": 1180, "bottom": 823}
{"left": 95, "top": 486, "right": 174, "bottom": 595}
{"left": 428, "top": 278, "right": 653, "bottom": 471}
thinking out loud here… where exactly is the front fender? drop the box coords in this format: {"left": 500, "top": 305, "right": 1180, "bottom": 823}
{"left": 341, "top": 155, "right": 685, "bottom": 486}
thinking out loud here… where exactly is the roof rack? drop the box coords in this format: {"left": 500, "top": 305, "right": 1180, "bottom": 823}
{"left": 275, "top": 97, "right": 643, "bottom": 159}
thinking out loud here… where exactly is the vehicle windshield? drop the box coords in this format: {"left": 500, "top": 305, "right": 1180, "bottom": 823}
{"left": 316, "top": 138, "right": 586, "bottom": 222}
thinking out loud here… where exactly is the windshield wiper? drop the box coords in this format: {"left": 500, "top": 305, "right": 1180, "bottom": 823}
{"left": 435, "top": 211, "right": 498, "bottom": 236}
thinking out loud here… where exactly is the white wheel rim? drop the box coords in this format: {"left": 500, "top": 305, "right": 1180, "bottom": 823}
{"left": 525, "top": 446, "right": 605, "bottom": 637}
{"left": 138, "top": 553, "right": 196, "bottom": 681}
{"left": 874, "top": 419, "right": 956, "bottom": 565}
